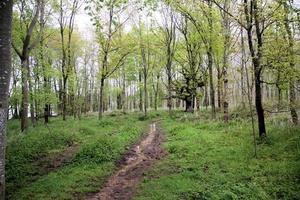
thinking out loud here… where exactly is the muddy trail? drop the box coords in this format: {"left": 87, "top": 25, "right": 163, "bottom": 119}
{"left": 85, "top": 123, "right": 165, "bottom": 200}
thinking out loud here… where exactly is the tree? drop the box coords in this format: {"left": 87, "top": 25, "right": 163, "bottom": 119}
{"left": 212, "top": 0, "right": 280, "bottom": 138}
{"left": 56, "top": 0, "right": 80, "bottom": 120}
{"left": 12, "top": 0, "right": 44, "bottom": 131}
{"left": 174, "top": 15, "right": 205, "bottom": 112}
{"left": 161, "top": 3, "right": 176, "bottom": 115}
{"left": 243, "top": 0, "right": 266, "bottom": 138}
{"left": 0, "top": 0, "right": 13, "bottom": 197}
{"left": 220, "top": 0, "right": 230, "bottom": 122}
{"left": 283, "top": 1, "right": 298, "bottom": 125}
{"left": 86, "top": 0, "right": 131, "bottom": 119}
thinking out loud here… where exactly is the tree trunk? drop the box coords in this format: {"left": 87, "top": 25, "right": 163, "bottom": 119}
{"left": 154, "top": 74, "right": 159, "bottom": 111}
{"left": 208, "top": 51, "right": 216, "bottom": 118}
{"left": 222, "top": 0, "right": 230, "bottom": 123}
{"left": 27, "top": 60, "right": 35, "bottom": 126}
{"left": 283, "top": 2, "right": 298, "bottom": 125}
{"left": 0, "top": 1, "right": 13, "bottom": 197}
{"left": 217, "top": 67, "right": 222, "bottom": 109}
{"left": 244, "top": 0, "right": 266, "bottom": 138}
{"left": 98, "top": 78, "right": 104, "bottom": 119}
{"left": 62, "top": 77, "right": 67, "bottom": 121}
{"left": 143, "top": 72, "right": 148, "bottom": 117}
{"left": 122, "top": 70, "right": 126, "bottom": 112}
{"left": 20, "top": 58, "right": 29, "bottom": 131}
{"left": 208, "top": 0, "right": 216, "bottom": 118}
{"left": 185, "top": 98, "right": 193, "bottom": 112}
{"left": 139, "top": 71, "right": 143, "bottom": 112}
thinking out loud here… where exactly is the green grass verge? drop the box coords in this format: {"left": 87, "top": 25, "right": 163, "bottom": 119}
{"left": 6, "top": 112, "right": 157, "bottom": 200}
{"left": 134, "top": 112, "right": 300, "bottom": 200}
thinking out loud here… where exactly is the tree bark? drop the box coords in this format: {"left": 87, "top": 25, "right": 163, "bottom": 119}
{"left": 20, "top": 58, "right": 29, "bottom": 131}
{"left": 0, "top": 0, "right": 13, "bottom": 198}
{"left": 138, "top": 70, "right": 143, "bottom": 112}
{"left": 208, "top": 0, "right": 216, "bottom": 118}
{"left": 244, "top": 0, "right": 266, "bottom": 138}
{"left": 283, "top": 1, "right": 298, "bottom": 125}
{"left": 185, "top": 98, "right": 193, "bottom": 112}
{"left": 98, "top": 77, "right": 104, "bottom": 119}
{"left": 208, "top": 50, "right": 216, "bottom": 118}
{"left": 222, "top": 0, "right": 230, "bottom": 123}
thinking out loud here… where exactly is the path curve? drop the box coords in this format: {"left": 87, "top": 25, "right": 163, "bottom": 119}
{"left": 85, "top": 123, "right": 165, "bottom": 200}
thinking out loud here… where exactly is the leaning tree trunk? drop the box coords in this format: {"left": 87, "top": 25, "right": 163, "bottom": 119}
{"left": 0, "top": 1, "right": 13, "bottom": 198}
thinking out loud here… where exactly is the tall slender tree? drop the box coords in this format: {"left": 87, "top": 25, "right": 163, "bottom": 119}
{"left": 283, "top": 1, "right": 298, "bottom": 125}
{"left": 0, "top": 0, "right": 13, "bottom": 197}
{"left": 12, "top": 0, "right": 42, "bottom": 131}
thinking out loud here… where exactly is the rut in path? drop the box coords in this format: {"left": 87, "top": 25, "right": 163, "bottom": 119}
{"left": 85, "top": 123, "right": 165, "bottom": 200}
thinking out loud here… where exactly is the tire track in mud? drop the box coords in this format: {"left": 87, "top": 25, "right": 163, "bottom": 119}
{"left": 85, "top": 123, "right": 165, "bottom": 200}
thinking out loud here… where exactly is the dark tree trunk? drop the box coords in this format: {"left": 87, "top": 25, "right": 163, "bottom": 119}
{"left": 253, "top": 59, "right": 266, "bottom": 137}
{"left": 244, "top": 0, "right": 266, "bottom": 138}
{"left": 0, "top": 1, "right": 13, "bottom": 197}
{"left": 217, "top": 67, "right": 222, "bottom": 109}
{"left": 185, "top": 98, "right": 193, "bottom": 112}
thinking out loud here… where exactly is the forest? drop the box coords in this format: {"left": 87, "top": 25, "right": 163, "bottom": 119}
{"left": 0, "top": 0, "right": 299, "bottom": 199}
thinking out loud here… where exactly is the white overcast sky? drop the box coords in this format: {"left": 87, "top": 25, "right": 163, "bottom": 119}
{"left": 74, "top": 7, "right": 94, "bottom": 40}
{"left": 74, "top": 0, "right": 300, "bottom": 40}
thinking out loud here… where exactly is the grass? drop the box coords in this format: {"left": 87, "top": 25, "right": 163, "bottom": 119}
{"left": 134, "top": 112, "right": 300, "bottom": 200}
{"left": 6, "top": 110, "right": 300, "bottom": 199}
{"left": 6, "top": 112, "right": 153, "bottom": 200}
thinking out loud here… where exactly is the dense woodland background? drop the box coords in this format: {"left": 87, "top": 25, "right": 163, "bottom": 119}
{"left": 6, "top": 0, "right": 300, "bottom": 133}
{"left": 0, "top": 0, "right": 300, "bottom": 199}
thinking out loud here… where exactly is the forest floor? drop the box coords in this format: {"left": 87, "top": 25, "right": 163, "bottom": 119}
{"left": 85, "top": 123, "right": 165, "bottom": 200}
{"left": 5, "top": 110, "right": 300, "bottom": 200}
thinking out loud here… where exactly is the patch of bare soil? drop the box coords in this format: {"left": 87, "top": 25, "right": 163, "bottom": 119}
{"left": 84, "top": 123, "right": 165, "bottom": 200}
{"left": 33, "top": 144, "right": 79, "bottom": 176}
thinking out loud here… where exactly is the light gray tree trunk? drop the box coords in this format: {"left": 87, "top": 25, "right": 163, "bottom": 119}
{"left": 0, "top": 0, "right": 13, "bottom": 198}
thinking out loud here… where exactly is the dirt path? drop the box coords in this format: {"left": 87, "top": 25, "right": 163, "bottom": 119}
{"left": 33, "top": 144, "right": 79, "bottom": 176}
{"left": 85, "top": 123, "right": 165, "bottom": 200}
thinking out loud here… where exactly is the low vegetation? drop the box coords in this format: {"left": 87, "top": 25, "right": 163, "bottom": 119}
{"left": 5, "top": 111, "right": 300, "bottom": 199}
{"left": 135, "top": 112, "right": 300, "bottom": 200}
{"left": 6, "top": 113, "right": 150, "bottom": 200}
